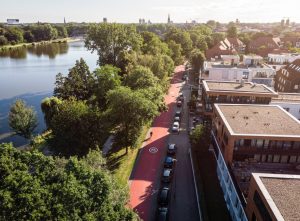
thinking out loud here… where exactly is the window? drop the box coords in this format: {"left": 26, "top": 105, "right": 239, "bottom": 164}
{"left": 243, "top": 72, "right": 249, "bottom": 79}
{"left": 256, "top": 139, "right": 264, "bottom": 148}
{"left": 293, "top": 142, "right": 300, "bottom": 149}
{"left": 273, "top": 155, "right": 280, "bottom": 163}
{"left": 290, "top": 156, "right": 297, "bottom": 163}
{"left": 253, "top": 191, "right": 272, "bottom": 221}
{"left": 263, "top": 140, "right": 269, "bottom": 149}
{"left": 283, "top": 141, "right": 292, "bottom": 149}
{"left": 281, "top": 155, "right": 288, "bottom": 163}
{"left": 267, "top": 155, "right": 273, "bottom": 162}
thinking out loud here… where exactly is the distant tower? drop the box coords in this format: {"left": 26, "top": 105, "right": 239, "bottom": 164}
{"left": 281, "top": 19, "right": 285, "bottom": 27}
{"left": 103, "top": 17, "right": 107, "bottom": 23}
{"left": 286, "top": 18, "right": 290, "bottom": 26}
{"left": 64, "top": 17, "right": 66, "bottom": 24}
{"left": 168, "top": 14, "right": 171, "bottom": 24}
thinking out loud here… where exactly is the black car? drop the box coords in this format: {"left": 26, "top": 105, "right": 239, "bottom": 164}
{"left": 175, "top": 110, "right": 182, "bottom": 117}
{"left": 161, "top": 169, "right": 173, "bottom": 183}
{"left": 167, "top": 144, "right": 176, "bottom": 155}
{"left": 158, "top": 187, "right": 169, "bottom": 206}
{"left": 176, "top": 100, "right": 182, "bottom": 107}
{"left": 156, "top": 207, "right": 168, "bottom": 221}
{"left": 164, "top": 156, "right": 175, "bottom": 168}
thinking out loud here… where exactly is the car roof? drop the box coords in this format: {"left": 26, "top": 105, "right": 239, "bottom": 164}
{"left": 165, "top": 157, "right": 173, "bottom": 162}
{"left": 168, "top": 143, "right": 175, "bottom": 148}
{"left": 173, "top": 122, "right": 179, "bottom": 126}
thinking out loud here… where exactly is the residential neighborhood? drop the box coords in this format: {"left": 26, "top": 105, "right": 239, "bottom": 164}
{"left": 1, "top": 1, "right": 300, "bottom": 221}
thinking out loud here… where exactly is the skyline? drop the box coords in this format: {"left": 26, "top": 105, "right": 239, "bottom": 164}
{"left": 1, "top": 0, "right": 300, "bottom": 24}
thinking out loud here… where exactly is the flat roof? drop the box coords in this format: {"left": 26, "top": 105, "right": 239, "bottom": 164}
{"left": 215, "top": 104, "right": 300, "bottom": 137}
{"left": 272, "top": 93, "right": 300, "bottom": 104}
{"left": 253, "top": 173, "right": 300, "bottom": 221}
{"left": 204, "top": 80, "right": 277, "bottom": 95}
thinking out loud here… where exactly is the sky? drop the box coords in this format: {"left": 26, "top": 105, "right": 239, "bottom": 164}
{"left": 1, "top": 0, "right": 300, "bottom": 24}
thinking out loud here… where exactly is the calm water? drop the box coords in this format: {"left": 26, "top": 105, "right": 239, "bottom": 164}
{"left": 0, "top": 41, "right": 98, "bottom": 146}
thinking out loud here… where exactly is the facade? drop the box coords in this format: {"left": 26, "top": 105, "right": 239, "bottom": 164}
{"left": 211, "top": 104, "right": 300, "bottom": 165}
{"left": 271, "top": 93, "right": 300, "bottom": 121}
{"left": 268, "top": 53, "right": 300, "bottom": 65}
{"left": 205, "top": 38, "right": 238, "bottom": 60}
{"left": 202, "top": 56, "right": 276, "bottom": 87}
{"left": 248, "top": 37, "right": 281, "bottom": 57}
{"left": 245, "top": 173, "right": 300, "bottom": 221}
{"left": 6, "top": 19, "right": 20, "bottom": 25}
{"left": 201, "top": 80, "right": 278, "bottom": 116}
{"left": 275, "top": 59, "right": 300, "bottom": 93}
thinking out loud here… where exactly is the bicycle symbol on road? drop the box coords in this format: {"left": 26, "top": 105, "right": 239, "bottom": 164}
{"left": 149, "top": 147, "right": 158, "bottom": 154}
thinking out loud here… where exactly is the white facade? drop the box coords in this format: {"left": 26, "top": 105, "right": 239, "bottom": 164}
{"left": 271, "top": 101, "right": 300, "bottom": 121}
{"left": 202, "top": 59, "right": 276, "bottom": 87}
{"left": 7, "top": 19, "right": 20, "bottom": 25}
{"left": 268, "top": 53, "right": 300, "bottom": 64}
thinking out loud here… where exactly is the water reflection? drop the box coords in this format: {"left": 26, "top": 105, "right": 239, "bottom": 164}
{"left": 0, "top": 42, "right": 69, "bottom": 59}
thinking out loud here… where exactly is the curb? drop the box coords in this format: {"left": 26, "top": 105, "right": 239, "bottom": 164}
{"left": 189, "top": 148, "right": 203, "bottom": 221}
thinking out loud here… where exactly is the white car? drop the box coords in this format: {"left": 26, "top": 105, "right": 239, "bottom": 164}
{"left": 172, "top": 122, "right": 179, "bottom": 132}
{"left": 174, "top": 116, "right": 180, "bottom": 122}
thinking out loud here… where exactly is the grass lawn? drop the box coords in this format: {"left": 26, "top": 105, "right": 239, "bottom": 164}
{"left": 106, "top": 125, "right": 149, "bottom": 187}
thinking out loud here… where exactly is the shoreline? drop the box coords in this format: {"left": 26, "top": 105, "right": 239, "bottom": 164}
{"left": 0, "top": 37, "right": 82, "bottom": 50}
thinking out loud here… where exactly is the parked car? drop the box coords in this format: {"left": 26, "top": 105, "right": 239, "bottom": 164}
{"left": 175, "top": 110, "right": 181, "bottom": 117}
{"left": 174, "top": 116, "right": 180, "bottom": 123}
{"left": 167, "top": 143, "right": 176, "bottom": 155}
{"left": 161, "top": 169, "right": 173, "bottom": 183}
{"left": 176, "top": 100, "right": 182, "bottom": 107}
{"left": 164, "top": 156, "right": 175, "bottom": 168}
{"left": 172, "top": 122, "right": 179, "bottom": 133}
{"left": 179, "top": 92, "right": 183, "bottom": 98}
{"left": 156, "top": 207, "right": 168, "bottom": 221}
{"left": 158, "top": 187, "right": 169, "bottom": 206}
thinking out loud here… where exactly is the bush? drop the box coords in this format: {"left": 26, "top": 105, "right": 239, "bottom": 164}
{"left": 0, "top": 35, "right": 8, "bottom": 46}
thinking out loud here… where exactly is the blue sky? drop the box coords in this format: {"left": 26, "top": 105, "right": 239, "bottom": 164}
{"left": 1, "top": 0, "right": 300, "bottom": 23}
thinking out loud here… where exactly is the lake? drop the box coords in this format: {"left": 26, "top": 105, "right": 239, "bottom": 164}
{"left": 0, "top": 41, "right": 98, "bottom": 146}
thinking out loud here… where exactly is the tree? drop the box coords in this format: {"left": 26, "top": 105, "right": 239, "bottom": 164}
{"left": 85, "top": 23, "right": 142, "bottom": 66}
{"left": 124, "top": 65, "right": 159, "bottom": 90}
{"left": 54, "top": 25, "right": 68, "bottom": 38}
{"left": 30, "top": 24, "right": 58, "bottom": 41}
{"left": 227, "top": 25, "right": 238, "bottom": 38}
{"left": 140, "top": 31, "right": 170, "bottom": 55}
{"left": 167, "top": 40, "right": 184, "bottom": 65}
{"left": 4, "top": 27, "right": 23, "bottom": 44}
{"left": 210, "top": 32, "right": 225, "bottom": 47}
{"left": 41, "top": 96, "right": 62, "bottom": 129}
{"left": 54, "top": 58, "right": 95, "bottom": 101}
{"left": 106, "top": 87, "right": 158, "bottom": 153}
{"left": 0, "top": 143, "right": 138, "bottom": 220}
{"left": 189, "top": 124, "right": 211, "bottom": 150}
{"left": 23, "top": 31, "right": 35, "bottom": 42}
{"left": 0, "top": 35, "right": 8, "bottom": 46}
{"left": 189, "top": 31, "right": 208, "bottom": 51}
{"left": 8, "top": 99, "right": 37, "bottom": 140}
{"left": 48, "top": 99, "right": 108, "bottom": 156}
{"left": 189, "top": 49, "right": 205, "bottom": 73}
{"left": 92, "top": 65, "right": 121, "bottom": 109}
{"left": 206, "top": 20, "right": 217, "bottom": 29}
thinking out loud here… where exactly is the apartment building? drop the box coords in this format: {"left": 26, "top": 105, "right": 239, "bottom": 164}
{"left": 246, "top": 173, "right": 300, "bottom": 221}
{"left": 202, "top": 55, "right": 276, "bottom": 87}
{"left": 268, "top": 53, "right": 300, "bottom": 65}
{"left": 275, "top": 59, "right": 300, "bottom": 93}
{"left": 201, "top": 80, "right": 278, "bottom": 116}
{"left": 271, "top": 93, "right": 300, "bottom": 121}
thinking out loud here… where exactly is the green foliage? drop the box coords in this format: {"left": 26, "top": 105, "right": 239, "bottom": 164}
{"left": 8, "top": 99, "right": 37, "bottom": 139}
{"left": 54, "top": 58, "right": 95, "bottom": 101}
{"left": 167, "top": 40, "right": 184, "bottom": 65}
{"left": 30, "top": 24, "right": 58, "bottom": 41}
{"left": 4, "top": 27, "right": 24, "bottom": 44}
{"left": 23, "top": 31, "right": 35, "bottom": 43}
{"left": 92, "top": 65, "right": 121, "bottom": 109}
{"left": 106, "top": 87, "right": 158, "bottom": 152}
{"left": 85, "top": 23, "right": 142, "bottom": 66}
{"left": 0, "top": 143, "right": 137, "bottom": 220}
{"left": 227, "top": 26, "right": 238, "bottom": 38}
{"left": 211, "top": 32, "right": 225, "bottom": 47}
{"left": 48, "top": 99, "right": 108, "bottom": 156}
{"left": 0, "top": 35, "right": 8, "bottom": 46}
{"left": 190, "top": 124, "right": 211, "bottom": 150}
{"left": 54, "top": 25, "right": 68, "bottom": 38}
{"left": 189, "top": 49, "right": 205, "bottom": 73}
{"left": 41, "top": 97, "right": 63, "bottom": 129}
{"left": 165, "top": 26, "right": 193, "bottom": 57}
{"left": 140, "top": 31, "right": 170, "bottom": 55}
{"left": 124, "top": 65, "right": 159, "bottom": 90}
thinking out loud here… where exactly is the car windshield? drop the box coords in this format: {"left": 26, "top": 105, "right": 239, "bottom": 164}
{"left": 163, "top": 170, "right": 171, "bottom": 176}
{"left": 168, "top": 144, "right": 175, "bottom": 149}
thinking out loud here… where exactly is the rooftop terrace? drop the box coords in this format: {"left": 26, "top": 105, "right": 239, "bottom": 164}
{"left": 215, "top": 104, "right": 300, "bottom": 137}
{"left": 205, "top": 81, "right": 276, "bottom": 94}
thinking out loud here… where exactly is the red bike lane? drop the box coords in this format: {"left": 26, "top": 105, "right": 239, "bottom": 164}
{"left": 129, "top": 65, "right": 185, "bottom": 221}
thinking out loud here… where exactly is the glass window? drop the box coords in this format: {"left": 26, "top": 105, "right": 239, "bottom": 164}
{"left": 251, "top": 139, "right": 256, "bottom": 147}
{"left": 276, "top": 141, "right": 283, "bottom": 148}
{"left": 297, "top": 156, "right": 300, "bottom": 163}
{"left": 273, "top": 155, "right": 280, "bottom": 163}
{"left": 261, "top": 154, "right": 266, "bottom": 162}
{"left": 254, "top": 154, "right": 261, "bottom": 161}
{"left": 283, "top": 141, "right": 292, "bottom": 149}
{"left": 257, "top": 139, "right": 264, "bottom": 148}
{"left": 281, "top": 155, "right": 288, "bottom": 163}
{"left": 290, "top": 156, "right": 297, "bottom": 163}
{"left": 267, "top": 155, "right": 273, "bottom": 162}
{"left": 293, "top": 142, "right": 300, "bottom": 149}
{"left": 263, "top": 140, "right": 269, "bottom": 149}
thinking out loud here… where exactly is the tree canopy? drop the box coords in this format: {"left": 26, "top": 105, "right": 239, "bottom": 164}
{"left": 189, "top": 49, "right": 206, "bottom": 73}
{"left": 8, "top": 99, "right": 37, "bottom": 140}
{"left": 0, "top": 143, "right": 137, "bottom": 220}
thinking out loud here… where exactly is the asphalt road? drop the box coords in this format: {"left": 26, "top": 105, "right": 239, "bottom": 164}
{"left": 168, "top": 79, "right": 200, "bottom": 221}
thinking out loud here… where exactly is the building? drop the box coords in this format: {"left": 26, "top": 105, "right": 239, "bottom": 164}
{"left": 271, "top": 93, "right": 300, "bottom": 121}
{"left": 202, "top": 55, "right": 276, "bottom": 87}
{"left": 201, "top": 80, "right": 277, "bottom": 116}
{"left": 274, "top": 59, "right": 300, "bottom": 93}
{"left": 281, "top": 36, "right": 300, "bottom": 48}
{"left": 205, "top": 38, "right": 238, "bottom": 60}
{"left": 227, "top": 37, "right": 246, "bottom": 53}
{"left": 212, "top": 104, "right": 300, "bottom": 164}
{"left": 248, "top": 37, "right": 281, "bottom": 57}
{"left": 246, "top": 173, "right": 300, "bottom": 221}
{"left": 6, "top": 19, "right": 20, "bottom": 25}
{"left": 268, "top": 53, "right": 300, "bottom": 65}
{"left": 103, "top": 17, "right": 107, "bottom": 23}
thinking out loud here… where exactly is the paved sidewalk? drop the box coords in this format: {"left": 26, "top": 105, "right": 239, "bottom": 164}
{"left": 129, "top": 65, "right": 185, "bottom": 221}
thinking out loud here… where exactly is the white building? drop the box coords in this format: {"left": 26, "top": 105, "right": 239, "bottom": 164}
{"left": 271, "top": 93, "right": 300, "bottom": 121}
{"left": 7, "top": 19, "right": 20, "bottom": 25}
{"left": 202, "top": 55, "right": 276, "bottom": 87}
{"left": 268, "top": 53, "right": 300, "bottom": 64}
